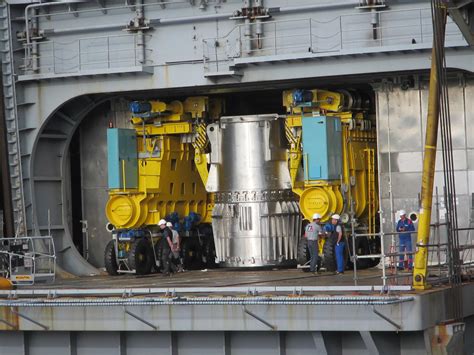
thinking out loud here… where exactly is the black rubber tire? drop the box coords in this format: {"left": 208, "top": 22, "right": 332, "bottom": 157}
{"left": 104, "top": 240, "right": 119, "bottom": 276}
{"left": 128, "top": 238, "right": 154, "bottom": 275}
{"left": 202, "top": 234, "right": 217, "bottom": 268}
{"left": 367, "top": 237, "right": 381, "bottom": 268}
{"left": 347, "top": 236, "right": 371, "bottom": 270}
{"left": 182, "top": 237, "right": 203, "bottom": 270}
{"left": 322, "top": 237, "right": 337, "bottom": 272}
{"left": 153, "top": 240, "right": 164, "bottom": 273}
{"left": 367, "top": 257, "right": 381, "bottom": 268}
{"left": 297, "top": 237, "right": 311, "bottom": 272}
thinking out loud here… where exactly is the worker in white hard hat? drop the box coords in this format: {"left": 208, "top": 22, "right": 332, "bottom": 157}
{"left": 324, "top": 214, "right": 345, "bottom": 274}
{"left": 166, "top": 221, "right": 184, "bottom": 272}
{"left": 396, "top": 210, "right": 415, "bottom": 270}
{"left": 158, "top": 219, "right": 174, "bottom": 276}
{"left": 304, "top": 213, "right": 324, "bottom": 273}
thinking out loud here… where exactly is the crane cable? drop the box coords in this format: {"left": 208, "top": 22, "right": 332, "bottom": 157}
{"left": 430, "top": 0, "right": 463, "bottom": 321}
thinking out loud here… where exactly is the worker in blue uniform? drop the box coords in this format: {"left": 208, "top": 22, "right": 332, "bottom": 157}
{"left": 325, "top": 214, "right": 345, "bottom": 274}
{"left": 396, "top": 210, "right": 415, "bottom": 270}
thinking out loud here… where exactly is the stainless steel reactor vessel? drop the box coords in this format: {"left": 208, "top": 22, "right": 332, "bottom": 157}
{"left": 206, "top": 114, "right": 301, "bottom": 267}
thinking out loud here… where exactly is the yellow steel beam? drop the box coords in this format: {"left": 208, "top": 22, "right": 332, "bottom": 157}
{"left": 136, "top": 122, "right": 193, "bottom": 135}
{"left": 413, "top": 6, "right": 447, "bottom": 290}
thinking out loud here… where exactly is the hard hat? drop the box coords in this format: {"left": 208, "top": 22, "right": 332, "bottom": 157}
{"left": 166, "top": 222, "right": 173, "bottom": 227}
{"left": 399, "top": 210, "right": 407, "bottom": 216}
{"left": 158, "top": 219, "right": 167, "bottom": 226}
{"left": 312, "top": 213, "right": 321, "bottom": 220}
{"left": 331, "top": 214, "right": 341, "bottom": 220}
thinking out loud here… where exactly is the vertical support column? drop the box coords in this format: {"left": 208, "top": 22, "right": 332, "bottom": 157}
{"left": 170, "top": 331, "right": 178, "bottom": 355}
{"left": 0, "top": 3, "right": 27, "bottom": 236}
{"left": 136, "top": 0, "right": 146, "bottom": 64}
{"left": 413, "top": 5, "right": 447, "bottom": 290}
{"left": 360, "top": 331, "right": 380, "bottom": 355}
{"left": 69, "top": 332, "right": 77, "bottom": 355}
{"left": 223, "top": 331, "right": 231, "bottom": 355}
{"left": 119, "top": 331, "right": 127, "bottom": 355}
{"left": 0, "top": 69, "right": 14, "bottom": 237}
{"left": 278, "top": 332, "right": 286, "bottom": 355}
{"left": 312, "top": 331, "right": 328, "bottom": 355}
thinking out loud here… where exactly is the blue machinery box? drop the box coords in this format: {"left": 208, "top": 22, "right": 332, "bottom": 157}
{"left": 302, "top": 116, "right": 342, "bottom": 181}
{"left": 107, "top": 128, "right": 138, "bottom": 189}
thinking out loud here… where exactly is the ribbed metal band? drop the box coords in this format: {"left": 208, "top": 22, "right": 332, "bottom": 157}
{"left": 215, "top": 189, "right": 296, "bottom": 203}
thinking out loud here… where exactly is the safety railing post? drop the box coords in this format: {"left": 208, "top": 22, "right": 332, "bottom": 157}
{"left": 274, "top": 21, "right": 277, "bottom": 55}
{"left": 107, "top": 36, "right": 110, "bottom": 68}
{"left": 379, "top": 12, "right": 383, "bottom": 46}
{"left": 215, "top": 40, "right": 219, "bottom": 72}
{"left": 202, "top": 40, "right": 207, "bottom": 71}
{"left": 134, "top": 35, "right": 137, "bottom": 66}
{"left": 52, "top": 41, "right": 55, "bottom": 74}
{"left": 78, "top": 39, "right": 81, "bottom": 71}
{"left": 419, "top": 8, "right": 423, "bottom": 43}
{"left": 380, "top": 210, "right": 387, "bottom": 288}
{"left": 339, "top": 16, "right": 343, "bottom": 50}
{"left": 351, "top": 201, "right": 358, "bottom": 286}
{"left": 309, "top": 19, "right": 313, "bottom": 52}
{"left": 238, "top": 24, "right": 242, "bottom": 58}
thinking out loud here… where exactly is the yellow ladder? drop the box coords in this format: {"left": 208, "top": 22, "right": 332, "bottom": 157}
{"left": 364, "top": 148, "right": 376, "bottom": 235}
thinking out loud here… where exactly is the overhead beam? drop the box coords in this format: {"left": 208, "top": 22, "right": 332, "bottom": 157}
{"left": 447, "top": 1, "right": 474, "bottom": 46}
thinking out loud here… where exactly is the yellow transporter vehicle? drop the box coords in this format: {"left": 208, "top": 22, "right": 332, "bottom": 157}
{"left": 283, "top": 89, "right": 380, "bottom": 271}
{"left": 104, "top": 97, "right": 222, "bottom": 275}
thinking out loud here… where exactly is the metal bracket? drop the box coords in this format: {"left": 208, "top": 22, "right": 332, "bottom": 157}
{"left": 10, "top": 307, "right": 49, "bottom": 330}
{"left": 165, "top": 289, "right": 177, "bottom": 297}
{"left": 0, "top": 317, "right": 16, "bottom": 329}
{"left": 242, "top": 305, "right": 276, "bottom": 330}
{"left": 122, "top": 290, "right": 134, "bottom": 298}
{"left": 96, "top": 0, "right": 107, "bottom": 14}
{"left": 124, "top": 308, "right": 159, "bottom": 330}
{"left": 292, "top": 287, "right": 304, "bottom": 296}
{"left": 246, "top": 288, "right": 258, "bottom": 296}
{"left": 379, "top": 284, "right": 391, "bottom": 295}
{"left": 68, "top": 3, "right": 79, "bottom": 17}
{"left": 372, "top": 306, "right": 401, "bottom": 330}
{"left": 126, "top": 0, "right": 136, "bottom": 12}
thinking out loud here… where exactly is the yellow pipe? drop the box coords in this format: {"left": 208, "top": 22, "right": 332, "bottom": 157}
{"left": 413, "top": 7, "right": 446, "bottom": 290}
{"left": 0, "top": 277, "right": 13, "bottom": 290}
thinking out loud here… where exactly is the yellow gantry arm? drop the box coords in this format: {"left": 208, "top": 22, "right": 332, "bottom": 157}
{"left": 192, "top": 123, "right": 210, "bottom": 186}
{"left": 413, "top": 7, "right": 447, "bottom": 290}
{"left": 284, "top": 121, "right": 303, "bottom": 192}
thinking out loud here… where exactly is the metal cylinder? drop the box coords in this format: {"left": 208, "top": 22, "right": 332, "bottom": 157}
{"left": 207, "top": 114, "right": 301, "bottom": 267}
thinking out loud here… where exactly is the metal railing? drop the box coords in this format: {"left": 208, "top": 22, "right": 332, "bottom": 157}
{"left": 349, "top": 219, "right": 474, "bottom": 289}
{"left": 203, "top": 7, "right": 466, "bottom": 73}
{"left": 20, "top": 33, "right": 153, "bottom": 76}
{"left": 0, "top": 235, "right": 56, "bottom": 285}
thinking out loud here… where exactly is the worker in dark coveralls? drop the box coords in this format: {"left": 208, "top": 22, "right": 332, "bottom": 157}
{"left": 325, "top": 214, "right": 345, "bottom": 274}
{"left": 158, "top": 219, "right": 174, "bottom": 276}
{"left": 396, "top": 210, "right": 415, "bottom": 270}
{"left": 305, "top": 213, "right": 323, "bottom": 273}
{"left": 166, "top": 221, "right": 184, "bottom": 272}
